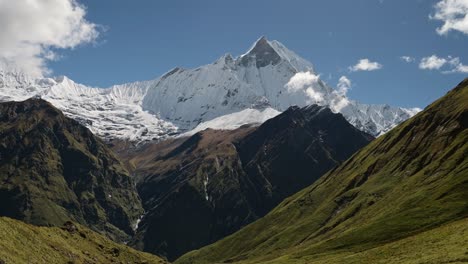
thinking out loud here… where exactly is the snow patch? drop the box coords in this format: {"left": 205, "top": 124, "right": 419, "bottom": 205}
{"left": 183, "top": 108, "right": 281, "bottom": 136}
{"left": 203, "top": 175, "right": 209, "bottom": 201}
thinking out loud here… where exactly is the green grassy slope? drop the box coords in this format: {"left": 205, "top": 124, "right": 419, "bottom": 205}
{"left": 308, "top": 217, "right": 467, "bottom": 264}
{"left": 245, "top": 218, "right": 468, "bottom": 264}
{"left": 176, "top": 79, "right": 468, "bottom": 264}
{"left": 0, "top": 217, "right": 167, "bottom": 264}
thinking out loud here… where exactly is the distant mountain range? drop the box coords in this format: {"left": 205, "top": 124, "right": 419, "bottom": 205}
{"left": 0, "top": 37, "right": 419, "bottom": 142}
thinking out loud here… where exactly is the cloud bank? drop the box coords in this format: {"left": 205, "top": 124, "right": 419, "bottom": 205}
{"left": 431, "top": 0, "right": 468, "bottom": 35}
{"left": 0, "top": 0, "right": 99, "bottom": 76}
{"left": 349, "top": 59, "right": 383, "bottom": 72}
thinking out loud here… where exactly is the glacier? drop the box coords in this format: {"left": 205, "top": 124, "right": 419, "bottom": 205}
{"left": 0, "top": 36, "right": 420, "bottom": 142}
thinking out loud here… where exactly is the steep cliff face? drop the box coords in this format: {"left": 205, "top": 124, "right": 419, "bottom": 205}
{"left": 0, "top": 98, "right": 144, "bottom": 241}
{"left": 176, "top": 79, "right": 468, "bottom": 264}
{"left": 114, "top": 105, "right": 372, "bottom": 260}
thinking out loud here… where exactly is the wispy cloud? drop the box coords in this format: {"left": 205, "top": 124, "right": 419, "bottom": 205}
{"left": 330, "top": 76, "right": 351, "bottom": 112}
{"left": 400, "top": 56, "right": 415, "bottom": 63}
{"left": 446, "top": 56, "right": 468, "bottom": 73}
{"left": 431, "top": 0, "right": 468, "bottom": 35}
{"left": 349, "top": 59, "right": 383, "bottom": 72}
{"left": 336, "top": 76, "right": 351, "bottom": 95}
{"left": 0, "top": 0, "right": 100, "bottom": 77}
{"left": 419, "top": 55, "right": 468, "bottom": 73}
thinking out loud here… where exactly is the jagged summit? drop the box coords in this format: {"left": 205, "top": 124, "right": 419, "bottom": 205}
{"left": 0, "top": 37, "right": 418, "bottom": 141}
{"left": 239, "top": 36, "right": 283, "bottom": 67}
{"left": 237, "top": 36, "right": 314, "bottom": 71}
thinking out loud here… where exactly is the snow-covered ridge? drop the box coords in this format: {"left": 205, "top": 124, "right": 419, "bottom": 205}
{"left": 0, "top": 37, "right": 419, "bottom": 141}
{"left": 0, "top": 69, "right": 178, "bottom": 142}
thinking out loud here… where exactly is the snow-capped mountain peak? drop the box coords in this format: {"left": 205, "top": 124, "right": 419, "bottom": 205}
{"left": 239, "top": 36, "right": 283, "bottom": 68}
{"left": 0, "top": 37, "right": 419, "bottom": 141}
{"left": 239, "top": 36, "right": 314, "bottom": 72}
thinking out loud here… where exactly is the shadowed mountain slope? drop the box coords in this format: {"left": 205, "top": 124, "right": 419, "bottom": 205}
{"left": 0, "top": 98, "right": 144, "bottom": 241}
{"left": 112, "top": 105, "right": 373, "bottom": 260}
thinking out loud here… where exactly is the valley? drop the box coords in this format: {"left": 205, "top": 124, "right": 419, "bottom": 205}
{"left": 0, "top": 5, "right": 466, "bottom": 261}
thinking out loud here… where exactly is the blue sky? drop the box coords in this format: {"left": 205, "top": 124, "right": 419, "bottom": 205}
{"left": 44, "top": 0, "right": 467, "bottom": 109}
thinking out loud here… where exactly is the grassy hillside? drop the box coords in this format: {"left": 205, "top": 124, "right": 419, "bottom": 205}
{"left": 224, "top": 218, "right": 467, "bottom": 264}
{"left": 176, "top": 79, "right": 468, "bottom": 264}
{"left": 0, "top": 217, "right": 167, "bottom": 264}
{"left": 291, "top": 217, "right": 468, "bottom": 264}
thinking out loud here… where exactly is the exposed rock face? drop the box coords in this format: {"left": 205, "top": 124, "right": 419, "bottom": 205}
{"left": 114, "top": 105, "right": 373, "bottom": 260}
{"left": 238, "top": 36, "right": 283, "bottom": 67}
{"left": 0, "top": 98, "right": 144, "bottom": 241}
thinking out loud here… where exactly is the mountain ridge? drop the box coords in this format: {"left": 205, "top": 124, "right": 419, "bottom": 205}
{"left": 0, "top": 37, "right": 418, "bottom": 141}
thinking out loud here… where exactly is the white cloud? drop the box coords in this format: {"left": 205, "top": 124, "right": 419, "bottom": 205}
{"left": 285, "top": 71, "right": 321, "bottom": 92}
{"left": 419, "top": 55, "right": 448, "bottom": 70}
{"left": 285, "top": 72, "right": 353, "bottom": 113}
{"left": 305, "top": 88, "right": 324, "bottom": 103}
{"left": 0, "top": 0, "right": 99, "bottom": 77}
{"left": 336, "top": 76, "right": 351, "bottom": 95}
{"left": 330, "top": 97, "right": 350, "bottom": 113}
{"left": 349, "top": 59, "right": 383, "bottom": 72}
{"left": 447, "top": 56, "right": 468, "bottom": 73}
{"left": 330, "top": 76, "right": 351, "bottom": 112}
{"left": 419, "top": 54, "right": 468, "bottom": 73}
{"left": 400, "top": 56, "right": 415, "bottom": 63}
{"left": 285, "top": 71, "right": 324, "bottom": 104}
{"left": 453, "top": 63, "right": 468, "bottom": 72}
{"left": 431, "top": 0, "right": 468, "bottom": 35}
